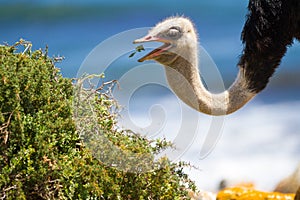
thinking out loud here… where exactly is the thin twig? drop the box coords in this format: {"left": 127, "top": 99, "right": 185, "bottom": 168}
{"left": 83, "top": 79, "right": 118, "bottom": 101}
{"left": 1, "top": 185, "right": 17, "bottom": 200}
{"left": 0, "top": 111, "right": 14, "bottom": 144}
{"left": 22, "top": 43, "right": 32, "bottom": 55}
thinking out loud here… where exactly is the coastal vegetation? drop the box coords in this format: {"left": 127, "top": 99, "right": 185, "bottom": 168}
{"left": 0, "top": 41, "right": 196, "bottom": 199}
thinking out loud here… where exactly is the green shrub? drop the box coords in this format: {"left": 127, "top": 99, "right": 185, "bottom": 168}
{"left": 0, "top": 41, "right": 197, "bottom": 199}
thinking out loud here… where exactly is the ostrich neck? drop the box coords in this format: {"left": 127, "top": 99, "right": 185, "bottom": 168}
{"left": 162, "top": 54, "right": 256, "bottom": 115}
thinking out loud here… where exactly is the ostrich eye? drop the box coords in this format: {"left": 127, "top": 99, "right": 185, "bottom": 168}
{"left": 167, "top": 26, "right": 182, "bottom": 39}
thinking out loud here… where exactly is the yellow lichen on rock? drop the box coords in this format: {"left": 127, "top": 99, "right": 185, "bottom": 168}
{"left": 217, "top": 187, "right": 295, "bottom": 200}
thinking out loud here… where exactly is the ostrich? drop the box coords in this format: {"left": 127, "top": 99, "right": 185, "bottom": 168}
{"left": 133, "top": 0, "right": 300, "bottom": 116}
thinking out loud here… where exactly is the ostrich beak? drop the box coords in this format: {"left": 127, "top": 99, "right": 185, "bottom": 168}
{"left": 133, "top": 35, "right": 163, "bottom": 44}
{"left": 133, "top": 35, "right": 172, "bottom": 62}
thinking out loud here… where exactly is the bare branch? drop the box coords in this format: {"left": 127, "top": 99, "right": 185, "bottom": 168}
{"left": 0, "top": 111, "right": 14, "bottom": 144}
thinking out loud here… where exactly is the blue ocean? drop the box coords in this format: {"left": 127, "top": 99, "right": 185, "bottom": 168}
{"left": 1, "top": 0, "right": 300, "bottom": 192}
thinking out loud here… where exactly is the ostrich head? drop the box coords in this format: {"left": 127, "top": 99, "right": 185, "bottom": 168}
{"left": 134, "top": 17, "right": 198, "bottom": 66}
{"left": 132, "top": 16, "right": 256, "bottom": 115}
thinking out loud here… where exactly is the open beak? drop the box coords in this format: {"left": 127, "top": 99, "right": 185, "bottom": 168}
{"left": 133, "top": 35, "right": 172, "bottom": 62}
{"left": 133, "top": 35, "right": 160, "bottom": 44}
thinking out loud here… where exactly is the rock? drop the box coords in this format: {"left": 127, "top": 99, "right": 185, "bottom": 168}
{"left": 187, "top": 189, "right": 216, "bottom": 200}
{"left": 217, "top": 187, "right": 295, "bottom": 200}
{"left": 274, "top": 164, "right": 300, "bottom": 193}
{"left": 295, "top": 186, "right": 300, "bottom": 200}
{"left": 218, "top": 179, "right": 255, "bottom": 191}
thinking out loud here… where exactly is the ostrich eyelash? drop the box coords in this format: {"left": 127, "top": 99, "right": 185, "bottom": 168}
{"left": 169, "top": 26, "right": 182, "bottom": 32}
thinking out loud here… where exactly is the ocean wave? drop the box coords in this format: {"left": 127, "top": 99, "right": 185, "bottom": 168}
{"left": 118, "top": 93, "right": 300, "bottom": 191}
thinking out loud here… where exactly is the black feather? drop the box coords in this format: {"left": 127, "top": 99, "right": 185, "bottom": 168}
{"left": 239, "top": 0, "right": 300, "bottom": 93}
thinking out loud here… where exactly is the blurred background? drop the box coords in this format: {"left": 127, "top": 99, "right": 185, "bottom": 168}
{"left": 1, "top": 0, "right": 300, "bottom": 192}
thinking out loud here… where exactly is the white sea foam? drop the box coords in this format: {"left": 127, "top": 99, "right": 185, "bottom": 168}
{"left": 118, "top": 94, "right": 300, "bottom": 192}
{"left": 183, "top": 100, "right": 300, "bottom": 192}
